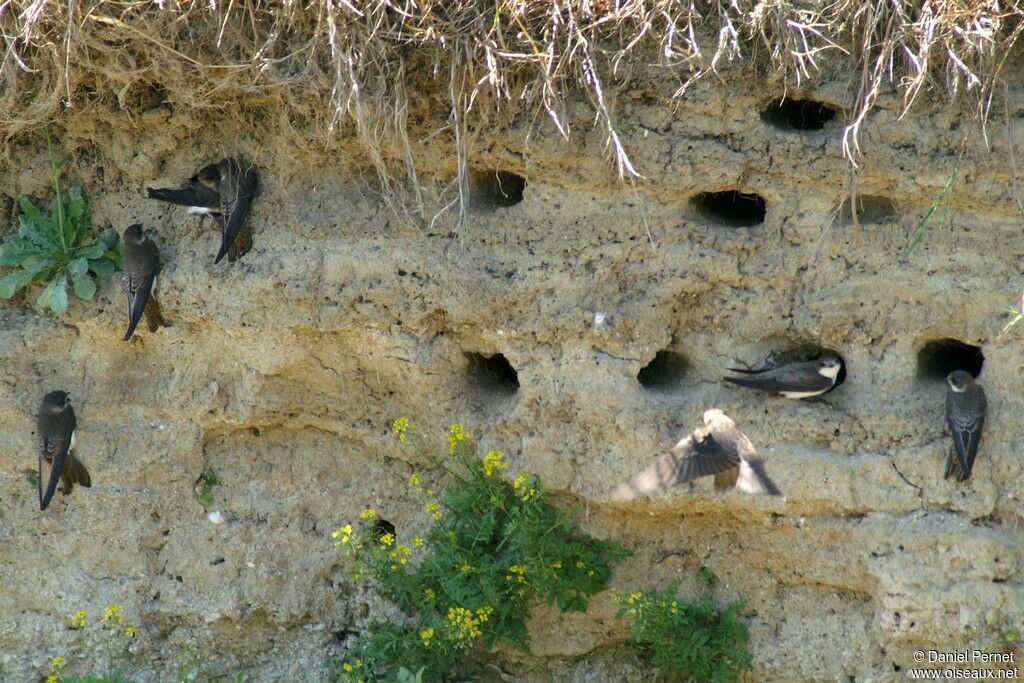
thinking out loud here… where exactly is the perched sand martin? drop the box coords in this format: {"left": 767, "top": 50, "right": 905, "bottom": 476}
{"left": 724, "top": 352, "right": 843, "bottom": 399}
{"left": 944, "top": 370, "right": 987, "bottom": 482}
{"left": 612, "top": 408, "right": 782, "bottom": 501}
{"left": 147, "top": 158, "right": 259, "bottom": 263}
{"left": 122, "top": 224, "right": 169, "bottom": 340}
{"left": 37, "top": 391, "right": 91, "bottom": 511}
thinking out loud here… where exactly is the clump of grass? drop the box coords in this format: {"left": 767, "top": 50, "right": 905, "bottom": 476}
{"left": 0, "top": 1, "right": 1021, "bottom": 204}
{"left": 0, "top": 133, "right": 121, "bottom": 313}
{"left": 193, "top": 470, "right": 220, "bottom": 509}
{"left": 333, "top": 421, "right": 631, "bottom": 682}
{"left": 616, "top": 568, "right": 752, "bottom": 682}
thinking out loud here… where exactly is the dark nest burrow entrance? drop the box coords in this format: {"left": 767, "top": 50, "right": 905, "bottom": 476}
{"left": 916, "top": 339, "right": 984, "bottom": 380}
{"left": 838, "top": 195, "right": 898, "bottom": 225}
{"left": 469, "top": 169, "right": 526, "bottom": 210}
{"left": 637, "top": 350, "right": 688, "bottom": 392}
{"left": 465, "top": 352, "right": 520, "bottom": 398}
{"left": 692, "top": 191, "right": 766, "bottom": 228}
{"left": 760, "top": 99, "right": 837, "bottom": 131}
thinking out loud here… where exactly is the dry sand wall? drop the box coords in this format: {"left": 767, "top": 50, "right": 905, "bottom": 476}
{"left": 1, "top": 63, "right": 1023, "bottom": 681}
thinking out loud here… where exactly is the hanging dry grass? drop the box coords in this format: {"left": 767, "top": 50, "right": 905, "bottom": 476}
{"left": 1, "top": 1, "right": 1021, "bottom": 185}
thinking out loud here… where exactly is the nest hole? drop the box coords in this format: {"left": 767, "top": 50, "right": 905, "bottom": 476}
{"left": 839, "top": 195, "right": 898, "bottom": 225}
{"left": 761, "top": 99, "right": 837, "bottom": 131}
{"left": 916, "top": 339, "right": 984, "bottom": 380}
{"left": 692, "top": 191, "right": 766, "bottom": 228}
{"left": 469, "top": 169, "right": 526, "bottom": 210}
{"left": 465, "top": 352, "right": 519, "bottom": 397}
{"left": 372, "top": 518, "right": 396, "bottom": 542}
{"left": 637, "top": 351, "right": 688, "bottom": 392}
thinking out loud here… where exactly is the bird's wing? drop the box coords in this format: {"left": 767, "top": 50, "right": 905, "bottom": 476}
{"left": 723, "top": 363, "right": 830, "bottom": 393}
{"left": 734, "top": 458, "right": 783, "bottom": 496}
{"left": 947, "top": 411, "right": 984, "bottom": 482}
{"left": 124, "top": 271, "right": 157, "bottom": 340}
{"left": 39, "top": 433, "right": 71, "bottom": 511}
{"left": 214, "top": 160, "right": 258, "bottom": 264}
{"left": 611, "top": 429, "right": 739, "bottom": 501}
{"left": 146, "top": 180, "right": 219, "bottom": 208}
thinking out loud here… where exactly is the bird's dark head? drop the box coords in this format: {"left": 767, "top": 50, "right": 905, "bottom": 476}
{"left": 817, "top": 352, "right": 843, "bottom": 380}
{"left": 123, "top": 223, "right": 144, "bottom": 244}
{"left": 195, "top": 163, "right": 220, "bottom": 188}
{"left": 947, "top": 370, "right": 975, "bottom": 392}
{"left": 42, "top": 390, "right": 70, "bottom": 412}
{"left": 817, "top": 353, "right": 841, "bottom": 370}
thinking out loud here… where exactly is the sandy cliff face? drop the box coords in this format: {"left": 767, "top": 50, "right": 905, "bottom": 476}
{"left": 1, "top": 63, "right": 1023, "bottom": 681}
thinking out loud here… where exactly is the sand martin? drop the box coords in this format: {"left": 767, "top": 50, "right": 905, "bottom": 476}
{"left": 146, "top": 158, "right": 259, "bottom": 263}
{"left": 122, "top": 224, "right": 169, "bottom": 340}
{"left": 612, "top": 408, "right": 782, "bottom": 501}
{"left": 944, "top": 370, "right": 987, "bottom": 482}
{"left": 724, "top": 352, "right": 842, "bottom": 399}
{"left": 37, "top": 391, "right": 91, "bottom": 511}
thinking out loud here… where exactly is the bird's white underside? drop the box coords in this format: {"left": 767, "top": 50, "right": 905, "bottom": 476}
{"left": 949, "top": 383, "right": 967, "bottom": 393}
{"left": 69, "top": 430, "right": 76, "bottom": 454}
{"left": 188, "top": 206, "right": 214, "bottom": 215}
{"left": 780, "top": 388, "right": 830, "bottom": 399}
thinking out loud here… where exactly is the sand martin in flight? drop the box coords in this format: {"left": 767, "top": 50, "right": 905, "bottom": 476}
{"left": 613, "top": 408, "right": 782, "bottom": 501}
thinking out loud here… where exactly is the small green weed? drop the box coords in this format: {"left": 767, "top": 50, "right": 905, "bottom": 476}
{"left": 903, "top": 136, "right": 968, "bottom": 258}
{"left": 0, "top": 132, "right": 122, "bottom": 313}
{"left": 617, "top": 570, "right": 752, "bottom": 683}
{"left": 334, "top": 421, "right": 631, "bottom": 682}
{"left": 193, "top": 470, "right": 221, "bottom": 508}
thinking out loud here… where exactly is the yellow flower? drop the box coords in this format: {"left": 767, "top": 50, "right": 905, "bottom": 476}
{"left": 481, "top": 451, "right": 508, "bottom": 477}
{"left": 420, "top": 627, "right": 435, "bottom": 646}
{"left": 447, "top": 424, "right": 469, "bottom": 454}
{"left": 46, "top": 677, "right": 58, "bottom": 683}
{"left": 332, "top": 525, "right": 353, "bottom": 545}
{"left": 69, "top": 610, "right": 88, "bottom": 629}
{"left": 626, "top": 592, "right": 642, "bottom": 605}
{"left": 343, "top": 662, "right": 354, "bottom": 672}
{"left": 505, "top": 564, "right": 528, "bottom": 584}
{"left": 103, "top": 604, "right": 123, "bottom": 624}
{"left": 476, "top": 606, "right": 494, "bottom": 622}
{"left": 412, "top": 537, "right": 425, "bottom": 547}
{"left": 576, "top": 561, "right": 585, "bottom": 569}
{"left": 126, "top": 625, "right": 137, "bottom": 638}
{"left": 447, "top": 606, "right": 484, "bottom": 641}
{"left": 459, "top": 562, "right": 473, "bottom": 573}
{"left": 408, "top": 473, "right": 420, "bottom": 488}
{"left": 378, "top": 532, "right": 395, "bottom": 546}
{"left": 50, "top": 656, "right": 65, "bottom": 670}
{"left": 551, "top": 561, "right": 562, "bottom": 570}
{"left": 359, "top": 508, "right": 377, "bottom": 521}
{"left": 393, "top": 417, "right": 415, "bottom": 442}
{"left": 424, "top": 588, "right": 436, "bottom": 602}
{"left": 513, "top": 473, "right": 529, "bottom": 490}
{"left": 390, "top": 545, "right": 412, "bottom": 565}
{"left": 426, "top": 501, "right": 443, "bottom": 521}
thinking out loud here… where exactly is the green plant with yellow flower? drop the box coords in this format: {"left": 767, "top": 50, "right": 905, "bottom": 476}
{"left": 44, "top": 605, "right": 137, "bottom": 682}
{"left": 333, "top": 420, "right": 631, "bottom": 681}
{"left": 615, "top": 571, "right": 752, "bottom": 683}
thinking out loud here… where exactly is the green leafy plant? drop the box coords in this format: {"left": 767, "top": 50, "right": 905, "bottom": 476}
{"left": 333, "top": 421, "right": 631, "bottom": 682}
{"left": 0, "top": 135, "right": 122, "bottom": 313}
{"left": 617, "top": 570, "right": 752, "bottom": 683}
{"left": 193, "top": 470, "right": 221, "bottom": 508}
